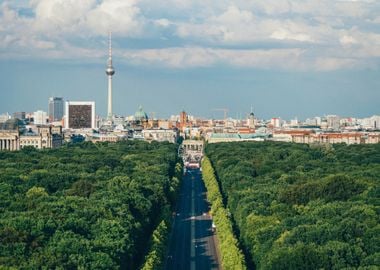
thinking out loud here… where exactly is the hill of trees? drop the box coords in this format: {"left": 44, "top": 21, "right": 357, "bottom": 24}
{"left": 206, "top": 142, "right": 380, "bottom": 269}
{"left": 0, "top": 141, "right": 181, "bottom": 269}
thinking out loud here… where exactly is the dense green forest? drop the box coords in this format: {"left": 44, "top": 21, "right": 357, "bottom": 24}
{"left": 0, "top": 141, "right": 181, "bottom": 269}
{"left": 206, "top": 142, "right": 380, "bottom": 270}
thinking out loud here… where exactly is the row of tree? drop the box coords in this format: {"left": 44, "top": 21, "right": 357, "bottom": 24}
{"left": 202, "top": 157, "right": 247, "bottom": 270}
{"left": 141, "top": 162, "right": 183, "bottom": 270}
{"left": 0, "top": 141, "right": 180, "bottom": 269}
{"left": 206, "top": 142, "right": 380, "bottom": 269}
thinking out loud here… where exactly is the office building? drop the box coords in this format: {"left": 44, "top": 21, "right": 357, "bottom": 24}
{"left": 33, "top": 110, "right": 48, "bottom": 125}
{"left": 48, "top": 97, "right": 64, "bottom": 122}
{"left": 65, "top": 101, "right": 96, "bottom": 129}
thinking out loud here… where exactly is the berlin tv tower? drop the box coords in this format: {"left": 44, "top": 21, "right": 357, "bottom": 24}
{"left": 106, "top": 32, "right": 115, "bottom": 121}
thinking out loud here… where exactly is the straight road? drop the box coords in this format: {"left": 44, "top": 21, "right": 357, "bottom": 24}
{"left": 166, "top": 168, "right": 220, "bottom": 270}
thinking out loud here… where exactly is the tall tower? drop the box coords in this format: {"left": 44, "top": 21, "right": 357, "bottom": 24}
{"left": 248, "top": 106, "right": 255, "bottom": 131}
{"left": 106, "top": 32, "right": 115, "bottom": 121}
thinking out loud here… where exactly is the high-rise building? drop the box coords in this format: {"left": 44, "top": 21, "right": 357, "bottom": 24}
{"left": 106, "top": 32, "right": 115, "bottom": 121}
{"left": 48, "top": 97, "right": 64, "bottom": 122}
{"left": 65, "top": 101, "right": 96, "bottom": 129}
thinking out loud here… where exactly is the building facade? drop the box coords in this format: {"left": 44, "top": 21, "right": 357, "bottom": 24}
{"left": 274, "top": 130, "right": 380, "bottom": 145}
{"left": 65, "top": 101, "right": 96, "bottom": 129}
{"left": 33, "top": 110, "right": 48, "bottom": 125}
{"left": 180, "top": 111, "right": 188, "bottom": 132}
{"left": 13, "top": 112, "right": 26, "bottom": 120}
{"left": 0, "top": 130, "right": 19, "bottom": 151}
{"left": 0, "top": 122, "right": 63, "bottom": 151}
{"left": 48, "top": 97, "right": 64, "bottom": 122}
{"left": 142, "top": 129, "right": 178, "bottom": 143}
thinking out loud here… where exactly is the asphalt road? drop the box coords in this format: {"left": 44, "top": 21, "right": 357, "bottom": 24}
{"left": 166, "top": 168, "right": 220, "bottom": 270}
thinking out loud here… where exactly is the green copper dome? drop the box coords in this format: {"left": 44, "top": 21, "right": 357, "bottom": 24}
{"left": 134, "top": 106, "right": 148, "bottom": 121}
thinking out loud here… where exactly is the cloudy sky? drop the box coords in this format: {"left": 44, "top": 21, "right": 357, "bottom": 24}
{"left": 0, "top": 0, "right": 379, "bottom": 119}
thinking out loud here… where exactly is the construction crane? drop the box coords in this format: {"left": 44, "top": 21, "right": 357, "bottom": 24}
{"left": 211, "top": 108, "right": 229, "bottom": 121}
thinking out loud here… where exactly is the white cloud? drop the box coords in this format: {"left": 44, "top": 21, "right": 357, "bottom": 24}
{"left": 154, "top": 18, "right": 171, "bottom": 28}
{"left": 118, "top": 46, "right": 375, "bottom": 71}
{"left": 86, "top": 0, "right": 143, "bottom": 36}
{"left": 270, "top": 29, "right": 313, "bottom": 42}
{"left": 0, "top": 0, "right": 379, "bottom": 70}
{"left": 124, "top": 47, "right": 217, "bottom": 67}
{"left": 121, "top": 47, "right": 354, "bottom": 71}
{"left": 31, "top": 0, "right": 95, "bottom": 22}
{"left": 176, "top": 5, "right": 261, "bottom": 43}
{"left": 340, "top": 35, "right": 358, "bottom": 46}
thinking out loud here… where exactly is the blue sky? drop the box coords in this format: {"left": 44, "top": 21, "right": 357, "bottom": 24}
{"left": 0, "top": 0, "right": 379, "bottom": 119}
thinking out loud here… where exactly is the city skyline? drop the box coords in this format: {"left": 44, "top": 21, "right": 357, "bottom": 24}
{"left": 1, "top": 1, "right": 380, "bottom": 119}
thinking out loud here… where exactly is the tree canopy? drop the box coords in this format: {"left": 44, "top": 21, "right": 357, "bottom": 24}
{"left": 0, "top": 141, "right": 180, "bottom": 269}
{"left": 206, "top": 142, "right": 380, "bottom": 270}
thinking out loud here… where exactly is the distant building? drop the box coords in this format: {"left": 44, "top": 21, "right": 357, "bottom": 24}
{"left": 290, "top": 118, "right": 299, "bottom": 127}
{"left": 305, "top": 117, "right": 319, "bottom": 126}
{"left": 0, "top": 118, "right": 21, "bottom": 150}
{"left": 65, "top": 101, "right": 96, "bottom": 129}
{"left": 0, "top": 113, "right": 11, "bottom": 123}
{"left": 142, "top": 129, "right": 178, "bottom": 143}
{"left": 152, "top": 120, "right": 171, "bottom": 130}
{"left": 133, "top": 106, "right": 149, "bottom": 128}
{"left": 0, "top": 130, "right": 19, "bottom": 151}
{"left": 20, "top": 126, "right": 63, "bottom": 149}
{"left": 0, "top": 119, "right": 63, "bottom": 151}
{"left": 206, "top": 133, "right": 268, "bottom": 143}
{"left": 320, "top": 118, "right": 328, "bottom": 130}
{"left": 33, "top": 110, "right": 48, "bottom": 125}
{"left": 48, "top": 97, "right": 64, "bottom": 122}
{"left": 134, "top": 106, "right": 149, "bottom": 122}
{"left": 273, "top": 130, "right": 313, "bottom": 143}
{"left": 248, "top": 111, "right": 255, "bottom": 130}
{"left": 90, "top": 133, "right": 124, "bottom": 143}
{"left": 274, "top": 129, "right": 380, "bottom": 145}
{"left": 13, "top": 112, "right": 26, "bottom": 120}
{"left": 237, "top": 127, "right": 255, "bottom": 134}
{"left": 271, "top": 118, "right": 282, "bottom": 128}
{"left": 326, "top": 115, "right": 340, "bottom": 130}
{"left": 359, "top": 115, "right": 380, "bottom": 130}
{"left": 180, "top": 111, "right": 188, "bottom": 132}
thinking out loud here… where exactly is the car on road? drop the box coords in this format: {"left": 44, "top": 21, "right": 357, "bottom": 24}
{"left": 211, "top": 222, "right": 216, "bottom": 233}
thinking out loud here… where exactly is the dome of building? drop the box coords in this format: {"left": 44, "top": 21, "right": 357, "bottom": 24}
{"left": 0, "top": 118, "right": 25, "bottom": 130}
{"left": 134, "top": 106, "right": 148, "bottom": 121}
